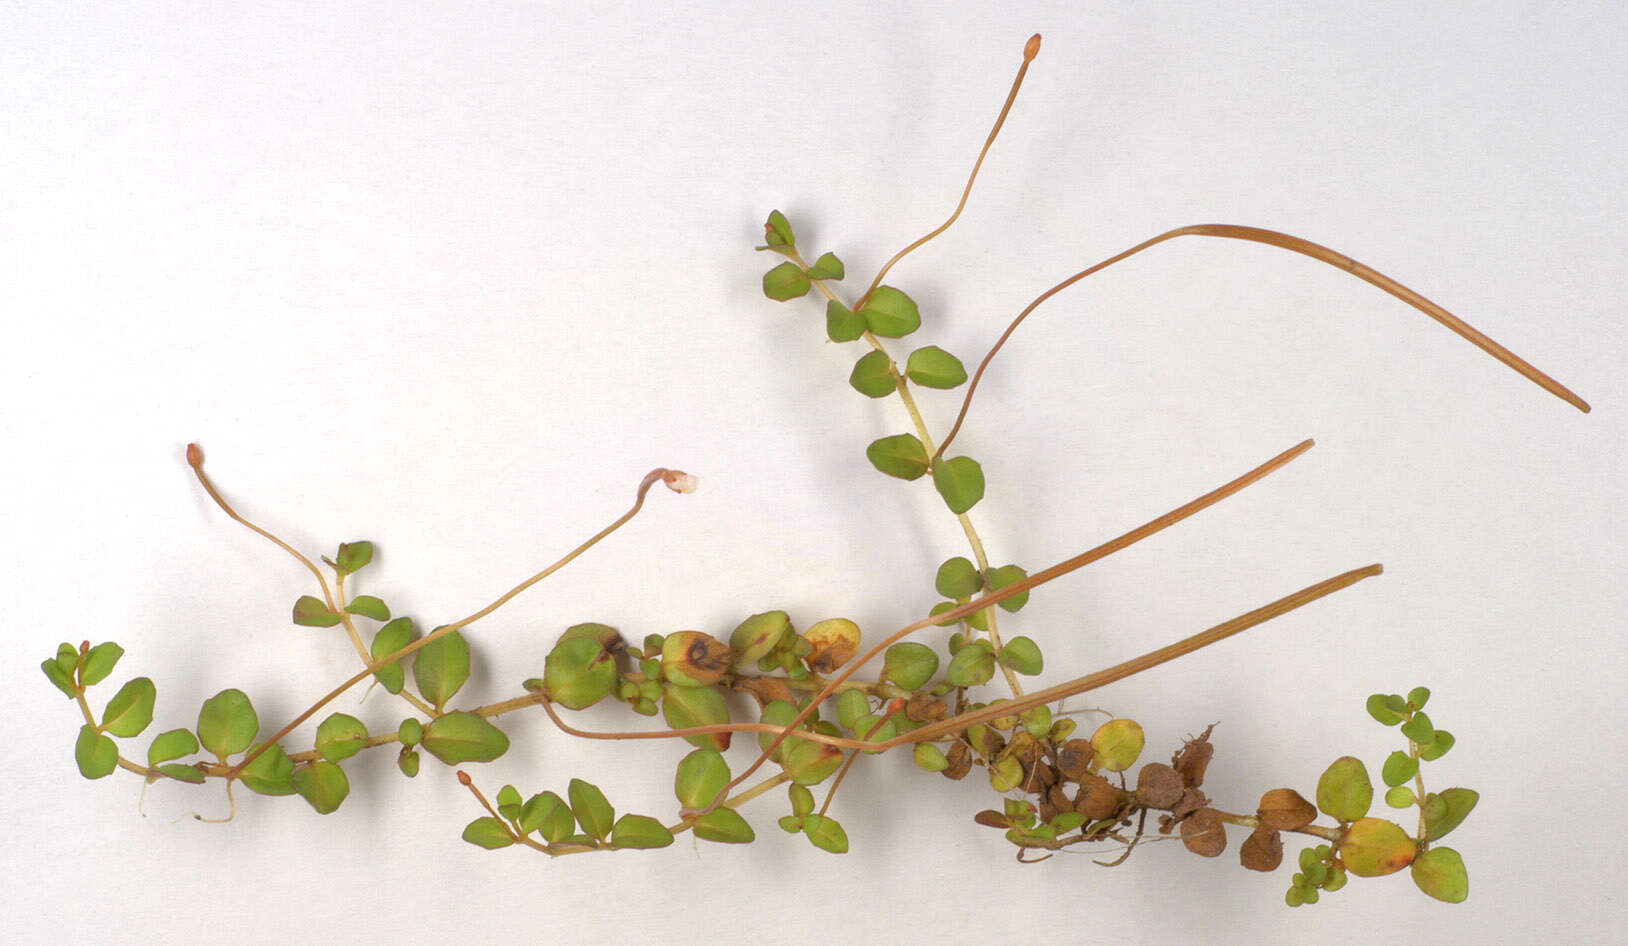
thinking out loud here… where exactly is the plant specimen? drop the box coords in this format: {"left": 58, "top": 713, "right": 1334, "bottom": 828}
{"left": 42, "top": 34, "right": 1589, "bottom": 908}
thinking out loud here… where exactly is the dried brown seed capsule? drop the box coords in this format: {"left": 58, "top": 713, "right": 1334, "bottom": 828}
{"left": 942, "top": 741, "right": 972, "bottom": 780}
{"left": 1180, "top": 807, "right": 1227, "bottom": 857}
{"left": 1135, "top": 762, "right": 1184, "bottom": 809}
{"left": 1074, "top": 773, "right": 1120, "bottom": 821}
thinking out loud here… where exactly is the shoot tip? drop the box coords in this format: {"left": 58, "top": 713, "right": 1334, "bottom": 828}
{"left": 185, "top": 442, "right": 203, "bottom": 468}
{"left": 1024, "top": 33, "right": 1041, "bottom": 61}
{"left": 661, "top": 469, "right": 699, "bottom": 494}
{"left": 457, "top": 770, "right": 472, "bottom": 786}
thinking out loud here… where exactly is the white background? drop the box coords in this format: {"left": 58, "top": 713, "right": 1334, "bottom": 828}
{"left": 4, "top": 2, "right": 1624, "bottom": 943}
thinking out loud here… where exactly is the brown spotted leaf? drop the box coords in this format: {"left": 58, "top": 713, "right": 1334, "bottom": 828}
{"left": 1258, "top": 787, "right": 1317, "bottom": 831}
{"left": 1240, "top": 826, "right": 1284, "bottom": 871}
{"left": 942, "top": 742, "right": 972, "bottom": 780}
{"left": 973, "top": 809, "right": 1008, "bottom": 829}
{"left": 734, "top": 676, "right": 796, "bottom": 709}
{"left": 1135, "top": 762, "right": 1184, "bottom": 808}
{"left": 1180, "top": 807, "right": 1227, "bottom": 857}
{"left": 1056, "top": 738, "right": 1095, "bottom": 782}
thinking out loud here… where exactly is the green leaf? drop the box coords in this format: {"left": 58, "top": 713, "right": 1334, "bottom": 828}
{"left": 315, "top": 713, "right": 370, "bottom": 763}
{"left": 1381, "top": 750, "right": 1418, "bottom": 787}
{"left": 41, "top": 657, "right": 77, "bottom": 699}
{"left": 335, "top": 540, "right": 374, "bottom": 575}
{"left": 778, "top": 815, "right": 803, "bottom": 834}
{"left": 835, "top": 688, "right": 869, "bottom": 730}
{"left": 239, "top": 742, "right": 296, "bottom": 795}
{"left": 1089, "top": 718, "right": 1145, "bottom": 773}
{"left": 757, "top": 700, "right": 799, "bottom": 760}
{"left": 197, "top": 689, "right": 258, "bottom": 759}
{"left": 611, "top": 814, "right": 674, "bottom": 849}
{"left": 157, "top": 763, "right": 207, "bottom": 783}
{"left": 662, "top": 683, "right": 731, "bottom": 751}
{"left": 788, "top": 782, "right": 815, "bottom": 818}
{"left": 148, "top": 728, "right": 199, "bottom": 766}
{"left": 882, "top": 642, "right": 938, "bottom": 691}
{"left": 420, "top": 711, "right": 509, "bottom": 765}
{"left": 520, "top": 791, "right": 575, "bottom": 842}
{"left": 932, "top": 456, "right": 985, "bottom": 514}
{"left": 762, "top": 261, "right": 811, "bottom": 301}
{"left": 100, "top": 676, "right": 156, "bottom": 737}
{"left": 998, "top": 637, "right": 1043, "bottom": 676}
{"left": 80, "top": 642, "right": 124, "bottom": 687}
{"left": 945, "top": 641, "right": 995, "bottom": 688}
{"left": 805, "top": 251, "right": 844, "bottom": 281}
{"left": 674, "top": 748, "right": 731, "bottom": 810}
{"left": 848, "top": 350, "right": 897, "bottom": 398}
{"left": 859, "top": 286, "right": 920, "bottom": 338}
{"left": 55, "top": 642, "right": 81, "bottom": 677}
{"left": 865, "top": 433, "right": 929, "bottom": 480}
{"left": 800, "top": 814, "right": 849, "bottom": 853}
{"left": 1423, "top": 788, "right": 1479, "bottom": 841}
{"left": 693, "top": 808, "right": 755, "bottom": 844}
{"left": 1315, "top": 756, "right": 1374, "bottom": 822}
{"left": 369, "top": 617, "right": 416, "bottom": 695}
{"left": 462, "top": 816, "right": 515, "bottom": 850}
{"left": 729, "top": 610, "right": 791, "bottom": 670}
{"left": 905, "top": 346, "right": 968, "bottom": 389}
{"left": 1366, "top": 693, "right": 1404, "bottom": 725}
{"left": 413, "top": 629, "right": 470, "bottom": 711}
{"left": 912, "top": 743, "right": 949, "bottom": 772}
{"left": 496, "top": 785, "right": 523, "bottom": 821}
{"left": 826, "top": 300, "right": 866, "bottom": 342}
{"left": 934, "top": 557, "right": 982, "bottom": 598}
{"left": 75, "top": 724, "right": 118, "bottom": 779}
{"left": 782, "top": 739, "right": 843, "bottom": 786}
{"left": 346, "top": 595, "right": 389, "bottom": 621}
{"left": 293, "top": 760, "right": 350, "bottom": 814}
{"left": 291, "top": 595, "right": 341, "bottom": 627}
{"left": 1400, "top": 711, "right": 1435, "bottom": 745}
{"left": 1385, "top": 786, "right": 1416, "bottom": 808}
{"left": 1411, "top": 846, "right": 1468, "bottom": 903}
{"left": 569, "top": 778, "right": 615, "bottom": 841}
{"left": 762, "top": 209, "right": 795, "bottom": 249}
{"left": 1419, "top": 730, "right": 1455, "bottom": 761}
{"left": 544, "top": 635, "right": 617, "bottom": 710}
{"left": 398, "top": 717, "right": 422, "bottom": 747}
{"left": 986, "top": 564, "right": 1029, "bottom": 612}
{"left": 1406, "top": 686, "right": 1431, "bottom": 711}
{"left": 397, "top": 747, "right": 420, "bottom": 778}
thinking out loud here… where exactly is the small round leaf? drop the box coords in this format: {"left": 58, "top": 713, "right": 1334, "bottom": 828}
{"left": 859, "top": 286, "right": 920, "bottom": 338}
{"left": 74, "top": 724, "right": 118, "bottom": 779}
{"left": 1411, "top": 846, "right": 1469, "bottom": 903}
{"left": 693, "top": 808, "right": 755, "bottom": 844}
{"left": 462, "top": 816, "right": 515, "bottom": 850}
{"left": 905, "top": 346, "right": 967, "bottom": 389}
{"left": 1315, "top": 756, "right": 1373, "bottom": 822}
{"left": 848, "top": 350, "right": 897, "bottom": 398}
{"left": 197, "top": 689, "right": 258, "bottom": 759}
{"left": 762, "top": 261, "right": 811, "bottom": 301}
{"left": 865, "top": 434, "right": 929, "bottom": 480}
{"left": 932, "top": 456, "right": 985, "bottom": 514}
{"left": 611, "top": 814, "right": 674, "bottom": 849}
{"left": 100, "top": 676, "right": 156, "bottom": 738}
{"left": 420, "top": 712, "right": 509, "bottom": 765}
{"left": 293, "top": 760, "right": 350, "bottom": 814}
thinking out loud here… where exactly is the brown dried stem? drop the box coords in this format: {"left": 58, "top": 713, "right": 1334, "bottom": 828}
{"left": 935, "top": 224, "right": 1589, "bottom": 459}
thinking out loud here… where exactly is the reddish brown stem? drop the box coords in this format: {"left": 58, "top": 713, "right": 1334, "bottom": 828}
{"left": 935, "top": 224, "right": 1589, "bottom": 459}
